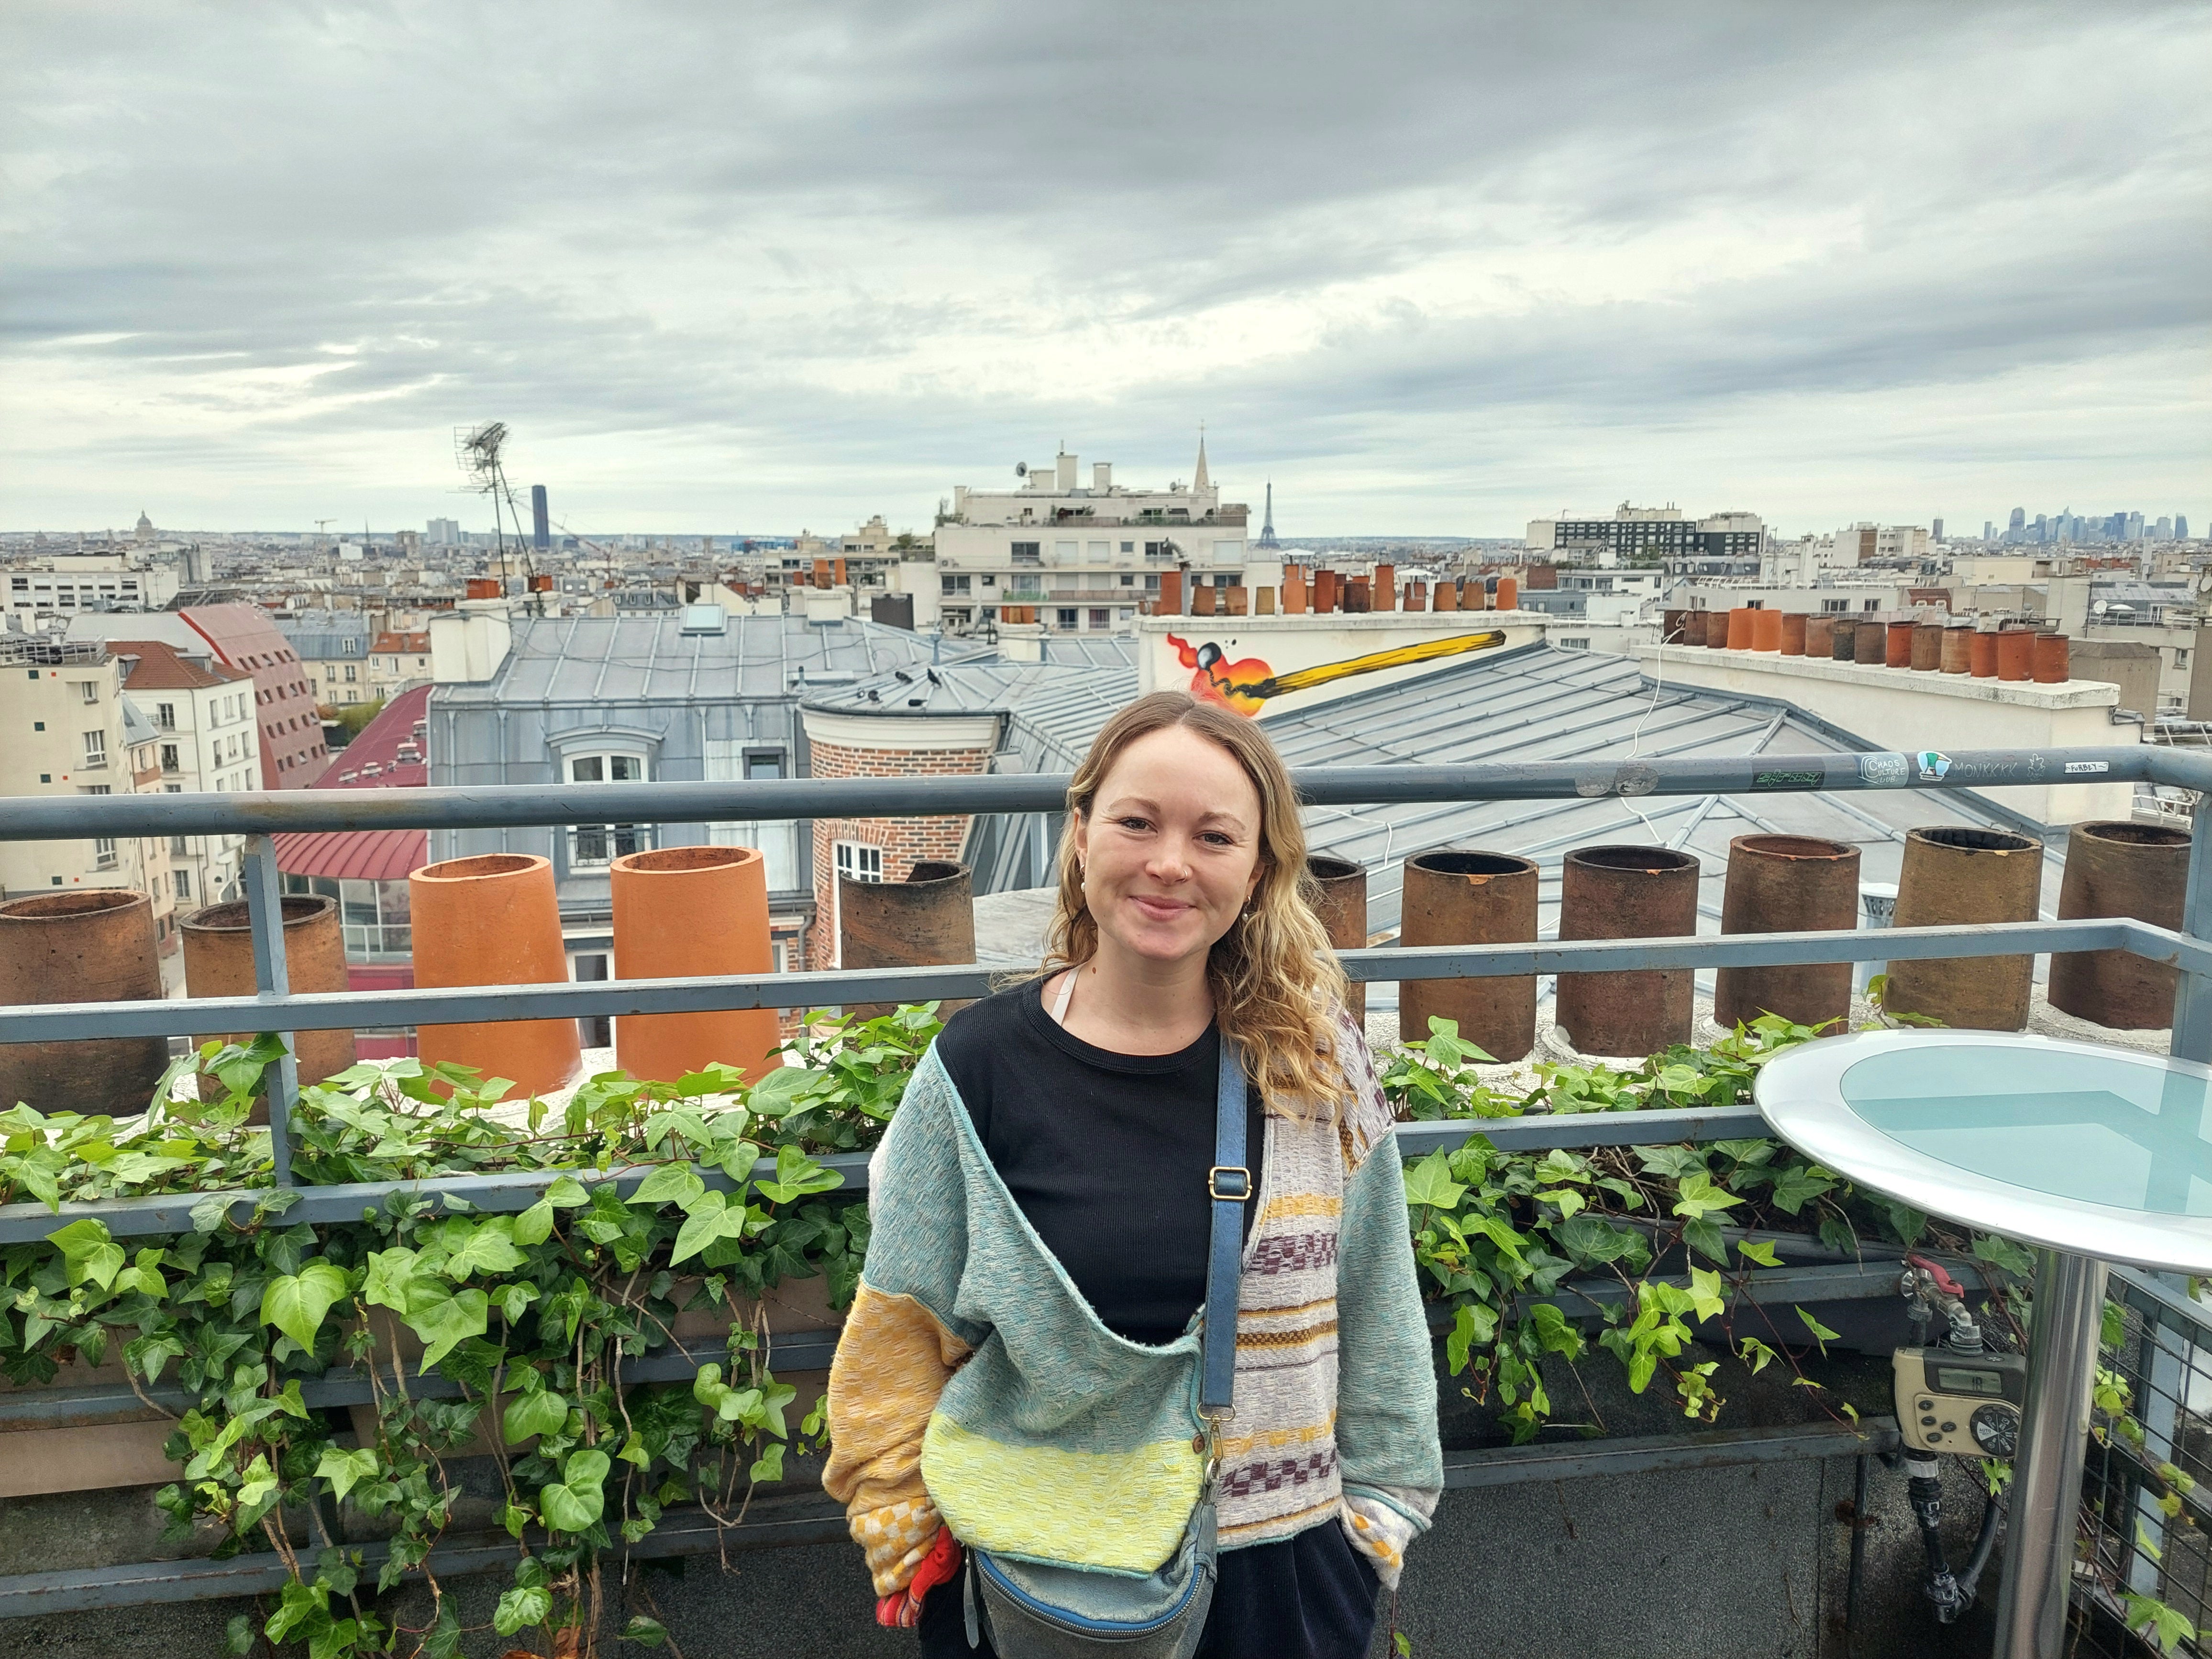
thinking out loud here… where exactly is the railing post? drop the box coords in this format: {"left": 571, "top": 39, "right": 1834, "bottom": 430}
{"left": 242, "top": 835, "right": 298, "bottom": 1186}
{"left": 2172, "top": 794, "right": 2212, "bottom": 1064}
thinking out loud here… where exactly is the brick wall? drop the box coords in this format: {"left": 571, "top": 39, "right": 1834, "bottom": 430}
{"left": 807, "top": 736, "right": 994, "bottom": 969}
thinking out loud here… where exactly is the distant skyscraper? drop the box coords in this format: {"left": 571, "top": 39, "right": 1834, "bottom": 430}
{"left": 2007, "top": 507, "right": 2026, "bottom": 541}
{"left": 2178, "top": 515, "right": 2191, "bottom": 540}
{"left": 426, "top": 517, "right": 459, "bottom": 545}
{"left": 1257, "top": 481, "right": 1279, "bottom": 549}
{"left": 2127, "top": 511, "right": 2145, "bottom": 541}
{"left": 1931, "top": 517, "right": 1943, "bottom": 542}
{"left": 531, "top": 485, "right": 550, "bottom": 551}
{"left": 1984, "top": 520, "right": 1995, "bottom": 541}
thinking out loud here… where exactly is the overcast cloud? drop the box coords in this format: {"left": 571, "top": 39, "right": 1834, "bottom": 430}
{"left": 2, "top": 0, "right": 2206, "bottom": 537}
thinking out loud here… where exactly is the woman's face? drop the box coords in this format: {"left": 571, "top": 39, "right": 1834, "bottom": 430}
{"left": 1074, "top": 724, "right": 1265, "bottom": 970}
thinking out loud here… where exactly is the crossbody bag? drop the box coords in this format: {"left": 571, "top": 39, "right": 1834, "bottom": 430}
{"left": 959, "top": 1036, "right": 1250, "bottom": 1659}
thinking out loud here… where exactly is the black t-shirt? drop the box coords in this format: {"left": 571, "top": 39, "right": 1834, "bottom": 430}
{"left": 932, "top": 979, "right": 1266, "bottom": 1349}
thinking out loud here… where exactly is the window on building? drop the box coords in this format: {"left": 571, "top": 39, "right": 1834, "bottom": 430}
{"left": 155, "top": 702, "right": 175, "bottom": 729}
{"left": 77, "top": 681, "right": 98, "bottom": 705}
{"left": 1864, "top": 599, "right": 1880, "bottom": 611}
{"left": 1009, "top": 573, "right": 1042, "bottom": 597}
{"left": 830, "top": 841, "right": 884, "bottom": 967}
{"left": 174, "top": 867, "right": 192, "bottom": 901}
{"left": 745, "top": 751, "right": 785, "bottom": 780}
{"left": 1011, "top": 542, "right": 1041, "bottom": 565}
{"left": 1088, "top": 608, "right": 1110, "bottom": 630}
{"left": 572, "top": 951, "right": 612, "bottom": 1050}
{"left": 1556, "top": 637, "right": 1590, "bottom": 651}
{"left": 1120, "top": 542, "right": 1135, "bottom": 554}
{"left": 1822, "top": 598, "right": 1848, "bottom": 613}
{"left": 343, "top": 664, "right": 356, "bottom": 681}
{"left": 94, "top": 836, "right": 117, "bottom": 869}
{"left": 81, "top": 730, "right": 106, "bottom": 768}
{"left": 160, "top": 742, "right": 179, "bottom": 772}
{"left": 170, "top": 834, "right": 189, "bottom": 856}
{"left": 1119, "top": 573, "right": 1135, "bottom": 586}
{"left": 941, "top": 574, "right": 972, "bottom": 596}
{"left": 568, "top": 752, "right": 649, "bottom": 866}
{"left": 1057, "top": 608, "right": 1079, "bottom": 630}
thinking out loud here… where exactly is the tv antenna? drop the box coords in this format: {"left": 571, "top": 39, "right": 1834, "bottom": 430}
{"left": 453, "top": 421, "right": 543, "bottom": 615}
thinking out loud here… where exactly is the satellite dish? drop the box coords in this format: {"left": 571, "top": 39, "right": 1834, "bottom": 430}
{"left": 2195, "top": 571, "right": 2212, "bottom": 597}
{"left": 1014, "top": 461, "right": 1028, "bottom": 477}
{"left": 2093, "top": 600, "right": 2108, "bottom": 615}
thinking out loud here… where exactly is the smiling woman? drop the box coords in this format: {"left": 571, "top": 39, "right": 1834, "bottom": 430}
{"left": 822, "top": 691, "right": 1442, "bottom": 1659}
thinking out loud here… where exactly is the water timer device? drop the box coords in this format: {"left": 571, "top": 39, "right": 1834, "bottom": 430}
{"left": 1891, "top": 1348, "right": 2026, "bottom": 1457}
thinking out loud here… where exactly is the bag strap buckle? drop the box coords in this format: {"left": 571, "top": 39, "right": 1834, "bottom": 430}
{"left": 1207, "top": 1165, "right": 1251, "bottom": 1202}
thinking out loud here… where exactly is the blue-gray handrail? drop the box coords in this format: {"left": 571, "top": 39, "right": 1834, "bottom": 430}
{"left": 1, "top": 741, "right": 2207, "bottom": 1193}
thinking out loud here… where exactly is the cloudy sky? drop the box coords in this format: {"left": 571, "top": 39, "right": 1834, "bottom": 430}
{"left": 3, "top": 1, "right": 2206, "bottom": 539}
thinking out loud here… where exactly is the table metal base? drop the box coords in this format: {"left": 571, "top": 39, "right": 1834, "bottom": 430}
{"left": 1996, "top": 1249, "right": 2110, "bottom": 1659}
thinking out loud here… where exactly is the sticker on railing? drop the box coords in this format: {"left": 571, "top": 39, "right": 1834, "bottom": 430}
{"left": 2063, "top": 761, "right": 2110, "bottom": 775}
{"left": 1916, "top": 751, "right": 1952, "bottom": 782}
{"left": 1857, "top": 752, "right": 1909, "bottom": 786}
{"left": 1752, "top": 768, "right": 1824, "bottom": 791}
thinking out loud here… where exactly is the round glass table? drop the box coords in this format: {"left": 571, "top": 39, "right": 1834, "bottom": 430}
{"left": 1756, "top": 1029, "right": 2212, "bottom": 1659}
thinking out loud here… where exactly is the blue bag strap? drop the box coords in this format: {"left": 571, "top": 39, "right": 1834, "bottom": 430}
{"left": 1200, "top": 1035, "right": 1249, "bottom": 1416}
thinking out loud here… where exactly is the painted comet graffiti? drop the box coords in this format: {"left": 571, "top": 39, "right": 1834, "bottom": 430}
{"left": 1167, "top": 630, "right": 1509, "bottom": 716}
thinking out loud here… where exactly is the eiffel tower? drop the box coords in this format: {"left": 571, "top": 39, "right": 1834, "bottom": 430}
{"left": 1257, "top": 480, "right": 1280, "bottom": 549}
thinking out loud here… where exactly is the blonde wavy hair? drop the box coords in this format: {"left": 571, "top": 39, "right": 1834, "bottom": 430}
{"left": 1041, "top": 691, "right": 1350, "bottom": 1118}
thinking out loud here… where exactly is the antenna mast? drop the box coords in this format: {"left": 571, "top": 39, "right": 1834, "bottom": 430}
{"left": 454, "top": 421, "right": 543, "bottom": 616}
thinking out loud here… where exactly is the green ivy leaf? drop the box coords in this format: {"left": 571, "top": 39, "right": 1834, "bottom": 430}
{"left": 1670, "top": 1172, "right": 1746, "bottom": 1222}
{"left": 1766, "top": 1165, "right": 1838, "bottom": 1216}
{"left": 494, "top": 1583, "right": 553, "bottom": 1637}
{"left": 1681, "top": 1216, "right": 1728, "bottom": 1265}
{"left": 1401, "top": 1150, "right": 1467, "bottom": 1210}
{"left": 511, "top": 1198, "right": 556, "bottom": 1246}
{"left": 622, "top": 1616, "right": 671, "bottom": 1648}
{"left": 1795, "top": 1305, "right": 1841, "bottom": 1354}
{"left": 1444, "top": 1302, "right": 1496, "bottom": 1373}
{"left": 670, "top": 1191, "right": 754, "bottom": 1266}
{"left": 405, "top": 1285, "right": 489, "bottom": 1371}
{"left": 46, "top": 1218, "right": 125, "bottom": 1290}
{"left": 630, "top": 1161, "right": 708, "bottom": 1210}
{"left": 1736, "top": 1239, "right": 1781, "bottom": 1268}
{"left": 361, "top": 1246, "right": 426, "bottom": 1313}
{"left": 753, "top": 1143, "right": 843, "bottom": 1205}
{"left": 504, "top": 1388, "right": 569, "bottom": 1445}
{"left": 314, "top": 1445, "right": 379, "bottom": 1503}
{"left": 262, "top": 1260, "right": 348, "bottom": 1350}
{"left": 437, "top": 1217, "right": 526, "bottom": 1280}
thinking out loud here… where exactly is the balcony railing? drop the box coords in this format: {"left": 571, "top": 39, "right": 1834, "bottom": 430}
{"left": 1, "top": 745, "right": 2210, "bottom": 1637}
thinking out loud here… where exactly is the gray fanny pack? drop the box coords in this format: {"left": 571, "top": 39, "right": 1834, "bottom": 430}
{"left": 961, "top": 1039, "right": 1249, "bottom": 1659}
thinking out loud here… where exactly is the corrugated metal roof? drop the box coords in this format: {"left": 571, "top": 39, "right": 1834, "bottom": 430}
{"left": 962, "top": 643, "right": 2068, "bottom": 998}
{"left": 272, "top": 827, "right": 427, "bottom": 883}
{"left": 449, "top": 612, "right": 944, "bottom": 706}
{"left": 1258, "top": 643, "right": 2064, "bottom": 950}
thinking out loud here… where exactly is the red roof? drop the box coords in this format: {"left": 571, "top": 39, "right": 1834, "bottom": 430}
{"left": 271, "top": 827, "right": 427, "bottom": 883}
{"left": 271, "top": 685, "right": 434, "bottom": 882}
{"left": 111, "top": 638, "right": 250, "bottom": 691}
{"left": 178, "top": 604, "right": 330, "bottom": 787}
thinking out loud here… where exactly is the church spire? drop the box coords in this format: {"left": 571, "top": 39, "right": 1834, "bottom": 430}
{"left": 1193, "top": 427, "right": 1210, "bottom": 494}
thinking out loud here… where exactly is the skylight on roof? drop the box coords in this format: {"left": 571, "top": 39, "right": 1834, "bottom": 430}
{"left": 680, "top": 603, "right": 727, "bottom": 636}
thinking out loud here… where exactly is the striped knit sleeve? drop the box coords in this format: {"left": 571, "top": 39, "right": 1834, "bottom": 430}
{"left": 1329, "top": 1019, "right": 1443, "bottom": 1587}
{"left": 820, "top": 1053, "right": 983, "bottom": 1597}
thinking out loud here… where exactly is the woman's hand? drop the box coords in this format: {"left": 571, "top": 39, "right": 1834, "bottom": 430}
{"left": 874, "top": 1527, "right": 963, "bottom": 1628}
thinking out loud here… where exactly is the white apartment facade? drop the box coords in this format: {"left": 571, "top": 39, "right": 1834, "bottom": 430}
{"left": 112, "top": 637, "right": 262, "bottom": 918}
{"left": 932, "top": 442, "right": 1247, "bottom": 634}
{"left": 0, "top": 636, "right": 154, "bottom": 906}
{"left": 4, "top": 554, "right": 182, "bottom": 620}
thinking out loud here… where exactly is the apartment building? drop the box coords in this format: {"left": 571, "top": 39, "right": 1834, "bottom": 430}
{"left": 4, "top": 553, "right": 182, "bottom": 619}
{"left": 1525, "top": 505, "right": 1766, "bottom": 564}
{"left": 279, "top": 612, "right": 374, "bottom": 705}
{"left": 0, "top": 635, "right": 152, "bottom": 904}
{"left": 366, "top": 630, "right": 432, "bottom": 699}
{"left": 69, "top": 604, "right": 330, "bottom": 785}
{"left": 932, "top": 441, "right": 1247, "bottom": 634}
{"left": 111, "top": 637, "right": 261, "bottom": 920}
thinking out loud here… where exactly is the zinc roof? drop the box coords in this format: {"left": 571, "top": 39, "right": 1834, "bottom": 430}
{"left": 452, "top": 612, "right": 941, "bottom": 706}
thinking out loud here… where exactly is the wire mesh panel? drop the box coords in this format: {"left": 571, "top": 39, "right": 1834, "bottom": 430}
{"left": 2078, "top": 1268, "right": 2212, "bottom": 1656}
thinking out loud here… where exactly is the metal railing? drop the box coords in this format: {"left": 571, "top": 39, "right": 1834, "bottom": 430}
{"left": 3, "top": 741, "right": 2212, "bottom": 1637}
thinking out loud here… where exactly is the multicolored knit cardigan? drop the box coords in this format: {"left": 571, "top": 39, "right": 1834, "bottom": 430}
{"left": 822, "top": 1012, "right": 1442, "bottom": 1597}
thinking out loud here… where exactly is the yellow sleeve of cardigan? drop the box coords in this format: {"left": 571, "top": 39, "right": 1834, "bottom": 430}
{"left": 822, "top": 1283, "right": 973, "bottom": 1595}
